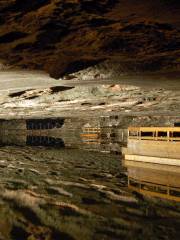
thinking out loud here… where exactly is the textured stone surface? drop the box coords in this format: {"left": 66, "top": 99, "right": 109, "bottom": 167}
{"left": 0, "top": 84, "right": 179, "bottom": 119}
{"left": 0, "top": 0, "right": 179, "bottom": 78}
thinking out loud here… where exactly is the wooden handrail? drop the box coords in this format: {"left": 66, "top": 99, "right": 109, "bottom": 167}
{"left": 129, "top": 136, "right": 180, "bottom": 141}
{"left": 128, "top": 127, "right": 180, "bottom": 141}
{"left": 128, "top": 127, "right": 180, "bottom": 132}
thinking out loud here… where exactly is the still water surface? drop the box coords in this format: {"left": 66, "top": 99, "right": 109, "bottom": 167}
{"left": 0, "top": 126, "right": 180, "bottom": 240}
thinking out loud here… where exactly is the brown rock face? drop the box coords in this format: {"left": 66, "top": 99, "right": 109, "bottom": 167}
{"left": 0, "top": 0, "right": 180, "bottom": 78}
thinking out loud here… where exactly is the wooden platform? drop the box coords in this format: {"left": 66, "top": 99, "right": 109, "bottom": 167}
{"left": 125, "top": 154, "right": 180, "bottom": 166}
{"left": 124, "top": 139, "right": 180, "bottom": 159}
{"left": 123, "top": 127, "right": 180, "bottom": 166}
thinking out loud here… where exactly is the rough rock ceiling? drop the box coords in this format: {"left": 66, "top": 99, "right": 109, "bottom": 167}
{"left": 0, "top": 0, "right": 179, "bottom": 78}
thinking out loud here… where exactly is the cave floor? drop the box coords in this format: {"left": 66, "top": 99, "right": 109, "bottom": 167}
{"left": 0, "top": 145, "right": 180, "bottom": 240}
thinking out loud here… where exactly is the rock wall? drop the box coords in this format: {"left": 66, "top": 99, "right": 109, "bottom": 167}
{"left": 0, "top": 0, "right": 179, "bottom": 78}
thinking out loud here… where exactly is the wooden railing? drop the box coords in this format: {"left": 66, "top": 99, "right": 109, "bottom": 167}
{"left": 128, "top": 127, "right": 180, "bottom": 141}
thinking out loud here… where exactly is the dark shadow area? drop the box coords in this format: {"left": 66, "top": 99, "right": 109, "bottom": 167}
{"left": 26, "top": 136, "right": 65, "bottom": 147}
{"left": 50, "top": 86, "right": 74, "bottom": 93}
{"left": 0, "top": 31, "right": 28, "bottom": 44}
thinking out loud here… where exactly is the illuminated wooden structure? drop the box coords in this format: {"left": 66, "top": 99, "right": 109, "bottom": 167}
{"left": 123, "top": 127, "right": 180, "bottom": 166}
{"left": 128, "top": 127, "right": 180, "bottom": 141}
{"left": 80, "top": 127, "right": 100, "bottom": 139}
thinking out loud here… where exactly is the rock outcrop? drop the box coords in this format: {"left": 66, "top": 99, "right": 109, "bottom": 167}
{"left": 0, "top": 84, "right": 179, "bottom": 119}
{"left": 0, "top": 0, "right": 179, "bottom": 78}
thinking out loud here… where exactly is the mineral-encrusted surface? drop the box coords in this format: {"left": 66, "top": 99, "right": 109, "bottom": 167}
{"left": 0, "top": 0, "right": 179, "bottom": 78}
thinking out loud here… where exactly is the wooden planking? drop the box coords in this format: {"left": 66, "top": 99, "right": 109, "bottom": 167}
{"left": 128, "top": 127, "right": 180, "bottom": 132}
{"left": 125, "top": 154, "right": 180, "bottom": 166}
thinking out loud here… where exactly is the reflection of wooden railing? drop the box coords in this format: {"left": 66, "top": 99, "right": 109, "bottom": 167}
{"left": 128, "top": 177, "right": 180, "bottom": 202}
{"left": 82, "top": 127, "right": 101, "bottom": 133}
{"left": 80, "top": 127, "right": 101, "bottom": 140}
{"left": 128, "top": 127, "right": 180, "bottom": 141}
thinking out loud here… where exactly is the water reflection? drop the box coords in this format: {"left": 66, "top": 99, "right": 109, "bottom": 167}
{"left": 26, "top": 136, "right": 65, "bottom": 147}
{"left": 0, "top": 121, "right": 180, "bottom": 239}
{"left": 124, "top": 161, "right": 180, "bottom": 202}
{"left": 123, "top": 126, "right": 180, "bottom": 202}
{"left": 0, "top": 117, "right": 127, "bottom": 153}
